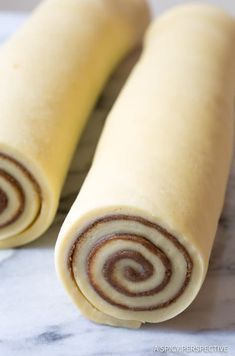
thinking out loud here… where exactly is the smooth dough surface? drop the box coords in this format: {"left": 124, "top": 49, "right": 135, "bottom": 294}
{"left": 55, "top": 4, "right": 235, "bottom": 328}
{"left": 0, "top": 0, "right": 150, "bottom": 248}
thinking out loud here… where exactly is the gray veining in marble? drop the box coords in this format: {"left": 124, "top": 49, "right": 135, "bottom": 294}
{"left": 0, "top": 11, "right": 235, "bottom": 356}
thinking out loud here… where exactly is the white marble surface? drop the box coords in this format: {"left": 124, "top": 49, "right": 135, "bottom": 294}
{"left": 0, "top": 10, "right": 235, "bottom": 356}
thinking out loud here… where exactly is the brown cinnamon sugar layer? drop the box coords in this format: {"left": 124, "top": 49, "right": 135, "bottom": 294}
{"left": 69, "top": 215, "right": 193, "bottom": 311}
{"left": 0, "top": 188, "right": 8, "bottom": 214}
{"left": 0, "top": 153, "right": 41, "bottom": 228}
{"left": 0, "top": 169, "right": 24, "bottom": 227}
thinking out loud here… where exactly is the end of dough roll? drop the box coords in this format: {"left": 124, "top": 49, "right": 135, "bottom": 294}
{"left": 0, "top": 0, "right": 150, "bottom": 248}
{"left": 55, "top": 4, "right": 235, "bottom": 328}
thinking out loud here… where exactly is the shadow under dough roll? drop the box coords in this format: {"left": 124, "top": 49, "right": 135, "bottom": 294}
{"left": 55, "top": 4, "right": 235, "bottom": 328}
{"left": 0, "top": 0, "right": 150, "bottom": 248}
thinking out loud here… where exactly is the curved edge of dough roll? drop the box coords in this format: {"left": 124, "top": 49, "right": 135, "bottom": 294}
{"left": 55, "top": 4, "right": 235, "bottom": 328}
{"left": 0, "top": 0, "right": 150, "bottom": 248}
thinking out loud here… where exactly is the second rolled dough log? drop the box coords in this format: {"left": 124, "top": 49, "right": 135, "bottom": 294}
{"left": 55, "top": 4, "right": 235, "bottom": 327}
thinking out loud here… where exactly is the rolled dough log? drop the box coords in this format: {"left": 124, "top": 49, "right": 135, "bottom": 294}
{"left": 55, "top": 4, "right": 235, "bottom": 328}
{"left": 0, "top": 0, "right": 150, "bottom": 248}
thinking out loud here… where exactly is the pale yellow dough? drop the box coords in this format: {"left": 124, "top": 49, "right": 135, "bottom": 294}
{"left": 55, "top": 4, "right": 235, "bottom": 328}
{"left": 0, "top": 0, "right": 150, "bottom": 248}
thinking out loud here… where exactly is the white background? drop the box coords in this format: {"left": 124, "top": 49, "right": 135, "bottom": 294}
{"left": 0, "top": 0, "right": 235, "bottom": 15}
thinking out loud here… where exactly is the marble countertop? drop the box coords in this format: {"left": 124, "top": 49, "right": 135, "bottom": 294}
{"left": 0, "top": 11, "right": 235, "bottom": 356}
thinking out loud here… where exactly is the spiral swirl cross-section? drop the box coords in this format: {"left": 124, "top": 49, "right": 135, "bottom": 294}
{"left": 70, "top": 215, "right": 193, "bottom": 318}
{"left": 0, "top": 153, "right": 41, "bottom": 241}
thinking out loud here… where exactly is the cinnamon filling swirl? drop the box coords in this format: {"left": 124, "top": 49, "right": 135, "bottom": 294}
{"left": 0, "top": 188, "right": 8, "bottom": 214}
{"left": 69, "top": 215, "right": 193, "bottom": 312}
{"left": 0, "top": 153, "right": 41, "bottom": 240}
